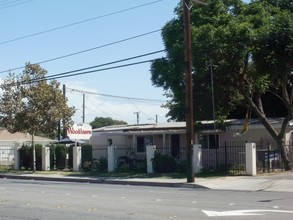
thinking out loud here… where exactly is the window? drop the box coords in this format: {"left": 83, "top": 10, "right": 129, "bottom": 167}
{"left": 199, "top": 134, "right": 219, "bottom": 149}
{"left": 136, "top": 136, "right": 153, "bottom": 153}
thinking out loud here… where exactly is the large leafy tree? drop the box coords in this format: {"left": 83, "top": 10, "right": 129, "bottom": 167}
{"left": 0, "top": 63, "right": 75, "bottom": 171}
{"left": 150, "top": 0, "right": 293, "bottom": 169}
{"left": 90, "top": 117, "right": 127, "bottom": 129}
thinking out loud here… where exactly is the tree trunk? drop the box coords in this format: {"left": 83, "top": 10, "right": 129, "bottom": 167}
{"left": 276, "top": 138, "right": 292, "bottom": 171}
{"left": 246, "top": 95, "right": 292, "bottom": 170}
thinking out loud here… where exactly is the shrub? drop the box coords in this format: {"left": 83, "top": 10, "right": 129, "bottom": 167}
{"left": 91, "top": 157, "right": 108, "bottom": 172}
{"left": 20, "top": 145, "right": 32, "bottom": 170}
{"left": 152, "top": 152, "right": 178, "bottom": 173}
{"left": 19, "top": 144, "right": 42, "bottom": 170}
{"left": 35, "top": 144, "right": 42, "bottom": 170}
{"left": 55, "top": 144, "right": 66, "bottom": 169}
{"left": 82, "top": 161, "right": 92, "bottom": 172}
{"left": 81, "top": 144, "right": 92, "bottom": 167}
{"left": 177, "top": 159, "right": 187, "bottom": 173}
{"left": 116, "top": 163, "right": 130, "bottom": 172}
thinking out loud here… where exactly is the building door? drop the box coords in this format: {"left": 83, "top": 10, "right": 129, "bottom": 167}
{"left": 137, "top": 136, "right": 145, "bottom": 153}
{"left": 171, "top": 134, "right": 180, "bottom": 158}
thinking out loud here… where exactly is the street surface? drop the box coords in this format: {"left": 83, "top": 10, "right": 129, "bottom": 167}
{"left": 0, "top": 179, "right": 293, "bottom": 219}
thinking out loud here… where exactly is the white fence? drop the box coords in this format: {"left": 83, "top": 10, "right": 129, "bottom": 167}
{"left": 0, "top": 144, "right": 16, "bottom": 167}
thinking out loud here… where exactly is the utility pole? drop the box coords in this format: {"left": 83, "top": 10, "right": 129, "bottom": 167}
{"left": 62, "top": 84, "right": 67, "bottom": 138}
{"left": 82, "top": 93, "right": 85, "bottom": 123}
{"left": 183, "top": 0, "right": 194, "bottom": 183}
{"left": 134, "top": 112, "right": 140, "bottom": 124}
{"left": 183, "top": 0, "right": 207, "bottom": 183}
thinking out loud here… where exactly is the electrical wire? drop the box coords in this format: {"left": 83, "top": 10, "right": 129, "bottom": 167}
{"left": 67, "top": 87, "right": 165, "bottom": 103}
{"left": 45, "top": 59, "right": 158, "bottom": 81}
{"left": 0, "top": 0, "right": 162, "bottom": 44}
{"left": 43, "top": 50, "right": 164, "bottom": 79}
{"left": 0, "top": 0, "right": 33, "bottom": 10}
{"left": 84, "top": 95, "right": 132, "bottom": 123}
{"left": 0, "top": 50, "right": 166, "bottom": 88}
{"left": 0, "top": 31, "right": 163, "bottom": 74}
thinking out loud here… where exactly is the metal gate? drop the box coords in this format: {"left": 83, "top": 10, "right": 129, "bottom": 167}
{"left": 256, "top": 146, "right": 286, "bottom": 173}
{"left": 201, "top": 142, "right": 246, "bottom": 175}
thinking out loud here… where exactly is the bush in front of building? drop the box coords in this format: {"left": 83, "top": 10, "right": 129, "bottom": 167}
{"left": 19, "top": 144, "right": 42, "bottom": 170}
{"left": 94, "top": 157, "right": 108, "bottom": 172}
{"left": 54, "top": 144, "right": 66, "bottom": 169}
{"left": 152, "top": 152, "right": 178, "bottom": 173}
{"left": 81, "top": 144, "right": 92, "bottom": 171}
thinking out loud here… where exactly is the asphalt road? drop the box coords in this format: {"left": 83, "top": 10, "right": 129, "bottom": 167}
{"left": 1, "top": 179, "right": 293, "bottom": 220}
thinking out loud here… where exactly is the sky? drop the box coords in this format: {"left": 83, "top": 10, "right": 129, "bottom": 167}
{"left": 0, "top": 0, "right": 251, "bottom": 126}
{"left": 0, "top": 0, "right": 179, "bottom": 125}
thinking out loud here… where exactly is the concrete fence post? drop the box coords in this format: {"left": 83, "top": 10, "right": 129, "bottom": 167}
{"left": 107, "top": 145, "right": 115, "bottom": 172}
{"left": 73, "top": 145, "right": 81, "bottom": 172}
{"left": 291, "top": 146, "right": 293, "bottom": 172}
{"left": 291, "top": 147, "right": 293, "bottom": 172}
{"left": 245, "top": 142, "right": 257, "bottom": 176}
{"left": 14, "top": 143, "right": 21, "bottom": 170}
{"left": 146, "top": 145, "right": 156, "bottom": 174}
{"left": 42, "top": 146, "right": 50, "bottom": 171}
{"left": 193, "top": 144, "right": 202, "bottom": 174}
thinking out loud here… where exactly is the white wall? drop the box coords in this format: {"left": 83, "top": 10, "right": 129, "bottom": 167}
{"left": 220, "top": 127, "right": 282, "bottom": 147}
{"left": 90, "top": 133, "right": 128, "bottom": 148}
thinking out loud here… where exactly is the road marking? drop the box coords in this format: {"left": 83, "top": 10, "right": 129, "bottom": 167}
{"left": 202, "top": 209, "right": 293, "bottom": 217}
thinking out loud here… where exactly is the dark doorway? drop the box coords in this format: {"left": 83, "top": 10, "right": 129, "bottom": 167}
{"left": 137, "top": 136, "right": 145, "bottom": 153}
{"left": 171, "top": 134, "right": 180, "bottom": 158}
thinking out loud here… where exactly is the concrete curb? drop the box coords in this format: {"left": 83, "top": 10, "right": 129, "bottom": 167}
{"left": 0, "top": 174, "right": 207, "bottom": 189}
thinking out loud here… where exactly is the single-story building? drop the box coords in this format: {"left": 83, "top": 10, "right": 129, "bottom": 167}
{"left": 89, "top": 118, "right": 293, "bottom": 161}
{"left": 0, "top": 128, "right": 52, "bottom": 144}
{"left": 0, "top": 128, "right": 52, "bottom": 167}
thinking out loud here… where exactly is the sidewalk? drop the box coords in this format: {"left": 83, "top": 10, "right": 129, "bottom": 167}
{"left": 1, "top": 171, "right": 293, "bottom": 192}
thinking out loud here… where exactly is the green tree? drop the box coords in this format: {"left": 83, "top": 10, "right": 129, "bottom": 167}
{"left": 150, "top": 0, "right": 293, "bottom": 169}
{"left": 0, "top": 63, "right": 75, "bottom": 171}
{"left": 90, "top": 117, "right": 127, "bottom": 129}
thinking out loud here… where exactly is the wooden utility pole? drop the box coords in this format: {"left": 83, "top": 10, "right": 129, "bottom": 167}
{"left": 82, "top": 93, "right": 85, "bottom": 123}
{"left": 183, "top": 0, "right": 194, "bottom": 183}
{"left": 134, "top": 112, "right": 140, "bottom": 124}
{"left": 62, "top": 84, "right": 67, "bottom": 138}
{"left": 183, "top": 0, "right": 207, "bottom": 183}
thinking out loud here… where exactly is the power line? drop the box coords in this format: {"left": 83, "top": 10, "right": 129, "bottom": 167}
{"left": 14, "top": 50, "right": 163, "bottom": 84}
{"left": 0, "top": 0, "right": 33, "bottom": 10}
{"left": 42, "top": 50, "right": 164, "bottom": 80}
{"left": 84, "top": 95, "right": 133, "bottom": 123}
{"left": 73, "top": 95, "right": 128, "bottom": 124}
{"left": 0, "top": 29, "right": 162, "bottom": 74}
{"left": 0, "top": 50, "right": 165, "bottom": 88}
{"left": 44, "top": 59, "right": 159, "bottom": 81}
{"left": 67, "top": 87, "right": 166, "bottom": 103}
{"left": 0, "top": 0, "right": 162, "bottom": 45}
